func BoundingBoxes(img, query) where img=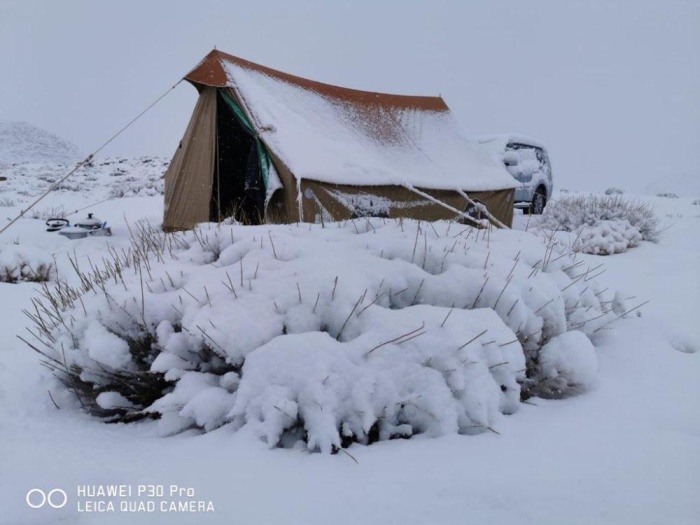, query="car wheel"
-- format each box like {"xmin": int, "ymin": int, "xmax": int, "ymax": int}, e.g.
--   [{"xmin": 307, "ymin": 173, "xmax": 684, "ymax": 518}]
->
[{"xmin": 531, "ymin": 189, "xmax": 546, "ymax": 215}]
